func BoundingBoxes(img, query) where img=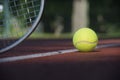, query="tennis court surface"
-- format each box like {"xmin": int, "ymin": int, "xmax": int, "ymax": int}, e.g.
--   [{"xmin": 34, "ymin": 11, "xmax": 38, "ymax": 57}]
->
[{"xmin": 0, "ymin": 39, "xmax": 120, "ymax": 80}]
